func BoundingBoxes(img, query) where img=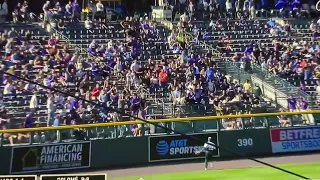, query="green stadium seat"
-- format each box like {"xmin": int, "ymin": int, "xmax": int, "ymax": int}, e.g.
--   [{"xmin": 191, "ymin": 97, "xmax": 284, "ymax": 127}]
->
[
  {"xmin": 313, "ymin": 114, "xmax": 320, "ymax": 124},
  {"xmin": 192, "ymin": 120, "xmax": 206, "ymax": 132},
  {"xmin": 203, "ymin": 120, "xmax": 219, "ymax": 131},
  {"xmin": 252, "ymin": 117, "xmax": 266, "ymax": 127},
  {"xmin": 173, "ymin": 122, "xmax": 193, "ymax": 134},
  {"xmin": 155, "ymin": 122, "xmax": 167, "ymax": 133},
  {"xmin": 266, "ymin": 116, "xmax": 280, "ymax": 127}
]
